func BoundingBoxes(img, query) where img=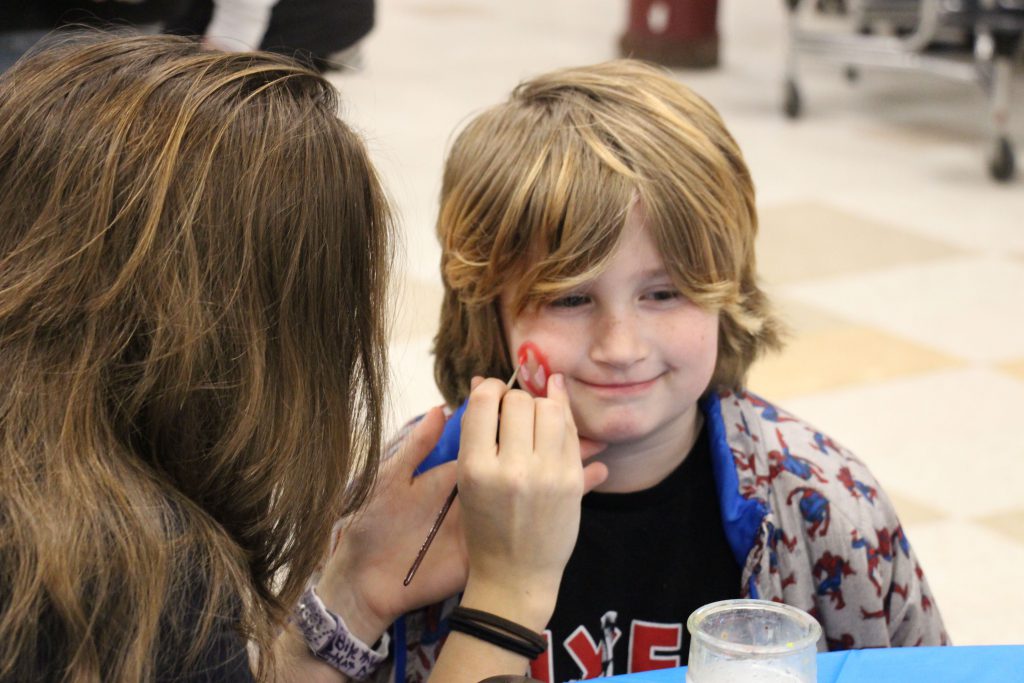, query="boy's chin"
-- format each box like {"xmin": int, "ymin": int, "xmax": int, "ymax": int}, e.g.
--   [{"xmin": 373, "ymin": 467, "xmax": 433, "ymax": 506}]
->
[
  {"xmin": 578, "ymin": 407, "xmax": 698, "ymax": 447},
  {"xmin": 579, "ymin": 418, "xmax": 656, "ymax": 446}
]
